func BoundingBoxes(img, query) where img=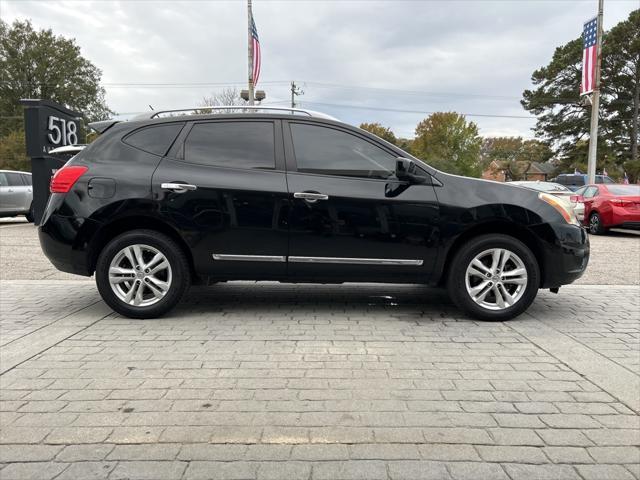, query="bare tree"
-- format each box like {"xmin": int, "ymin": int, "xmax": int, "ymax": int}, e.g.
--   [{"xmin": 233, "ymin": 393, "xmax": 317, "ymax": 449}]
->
[{"xmin": 200, "ymin": 87, "xmax": 247, "ymax": 113}]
